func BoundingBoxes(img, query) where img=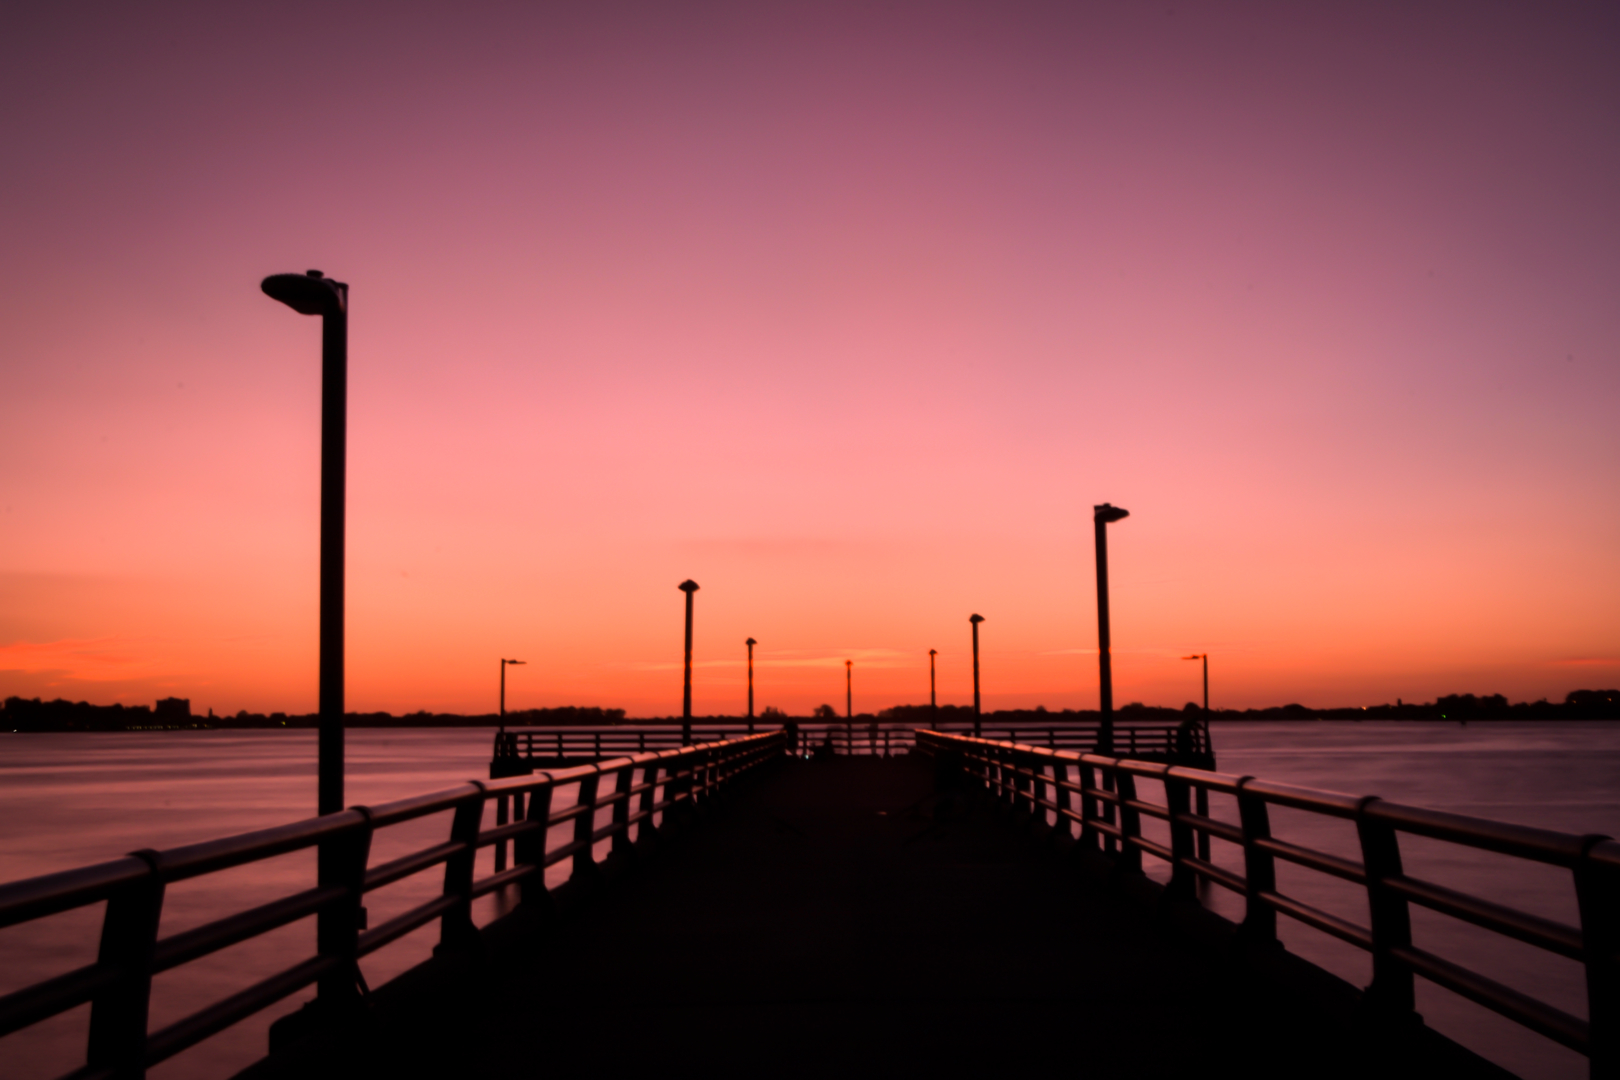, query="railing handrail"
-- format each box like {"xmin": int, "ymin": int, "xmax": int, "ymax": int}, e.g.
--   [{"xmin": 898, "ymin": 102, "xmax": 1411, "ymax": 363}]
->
[
  {"xmin": 916, "ymin": 729, "xmax": 1619, "ymax": 1077},
  {"xmin": 0, "ymin": 731, "xmax": 786, "ymax": 1078}
]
